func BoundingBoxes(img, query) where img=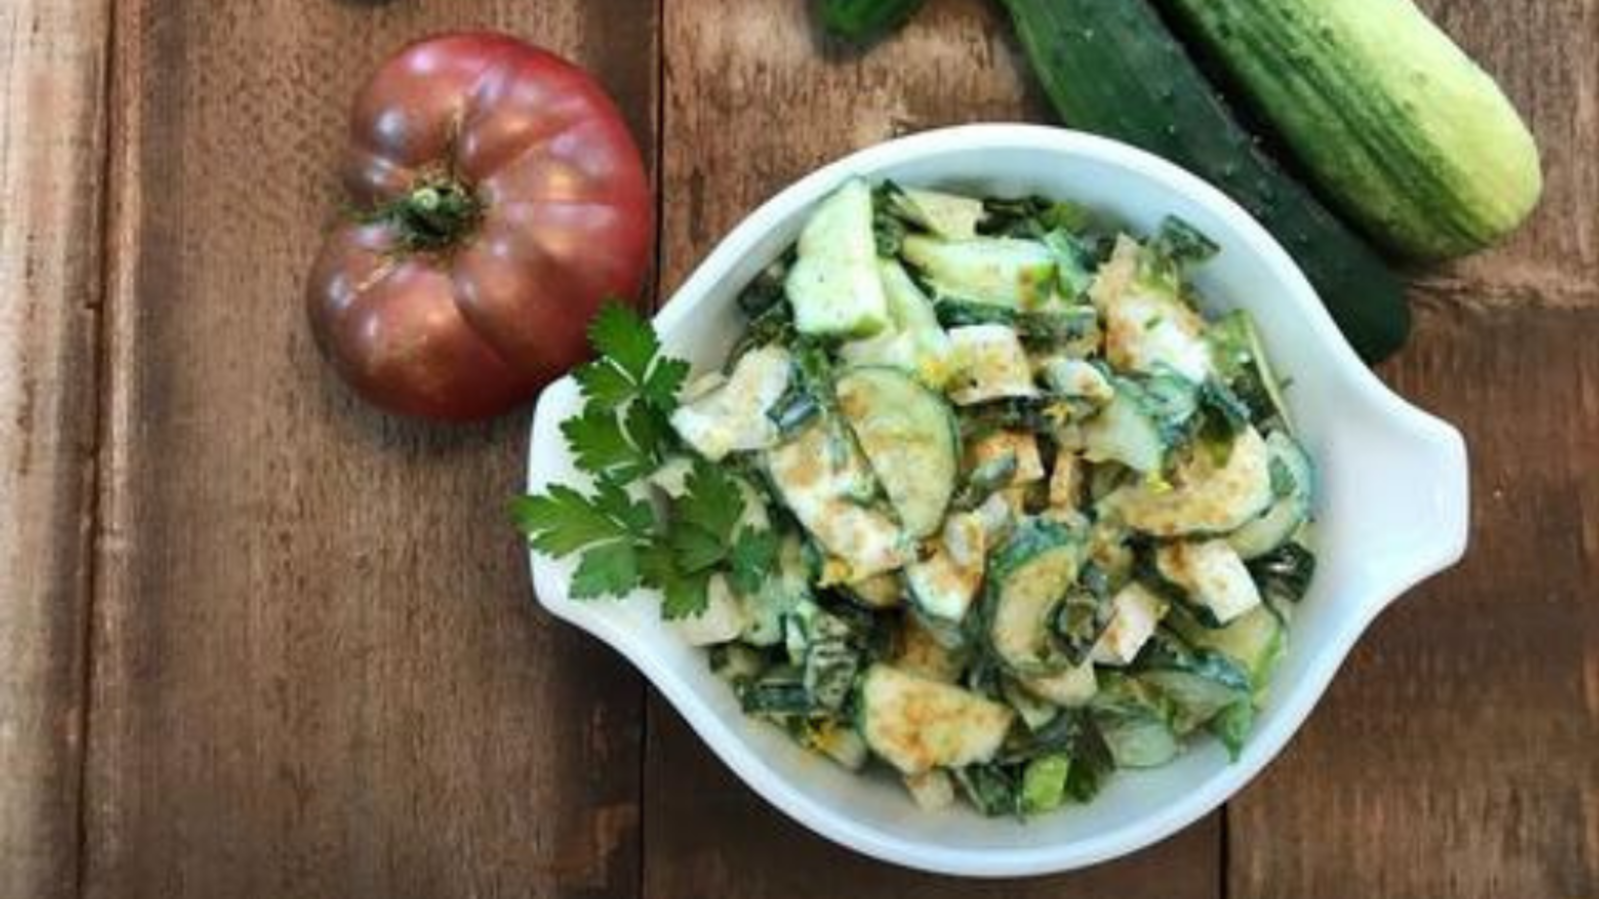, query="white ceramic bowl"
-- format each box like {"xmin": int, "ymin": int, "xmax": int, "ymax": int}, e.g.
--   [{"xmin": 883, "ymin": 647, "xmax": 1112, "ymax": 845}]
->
[{"xmin": 526, "ymin": 125, "xmax": 1468, "ymax": 877}]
